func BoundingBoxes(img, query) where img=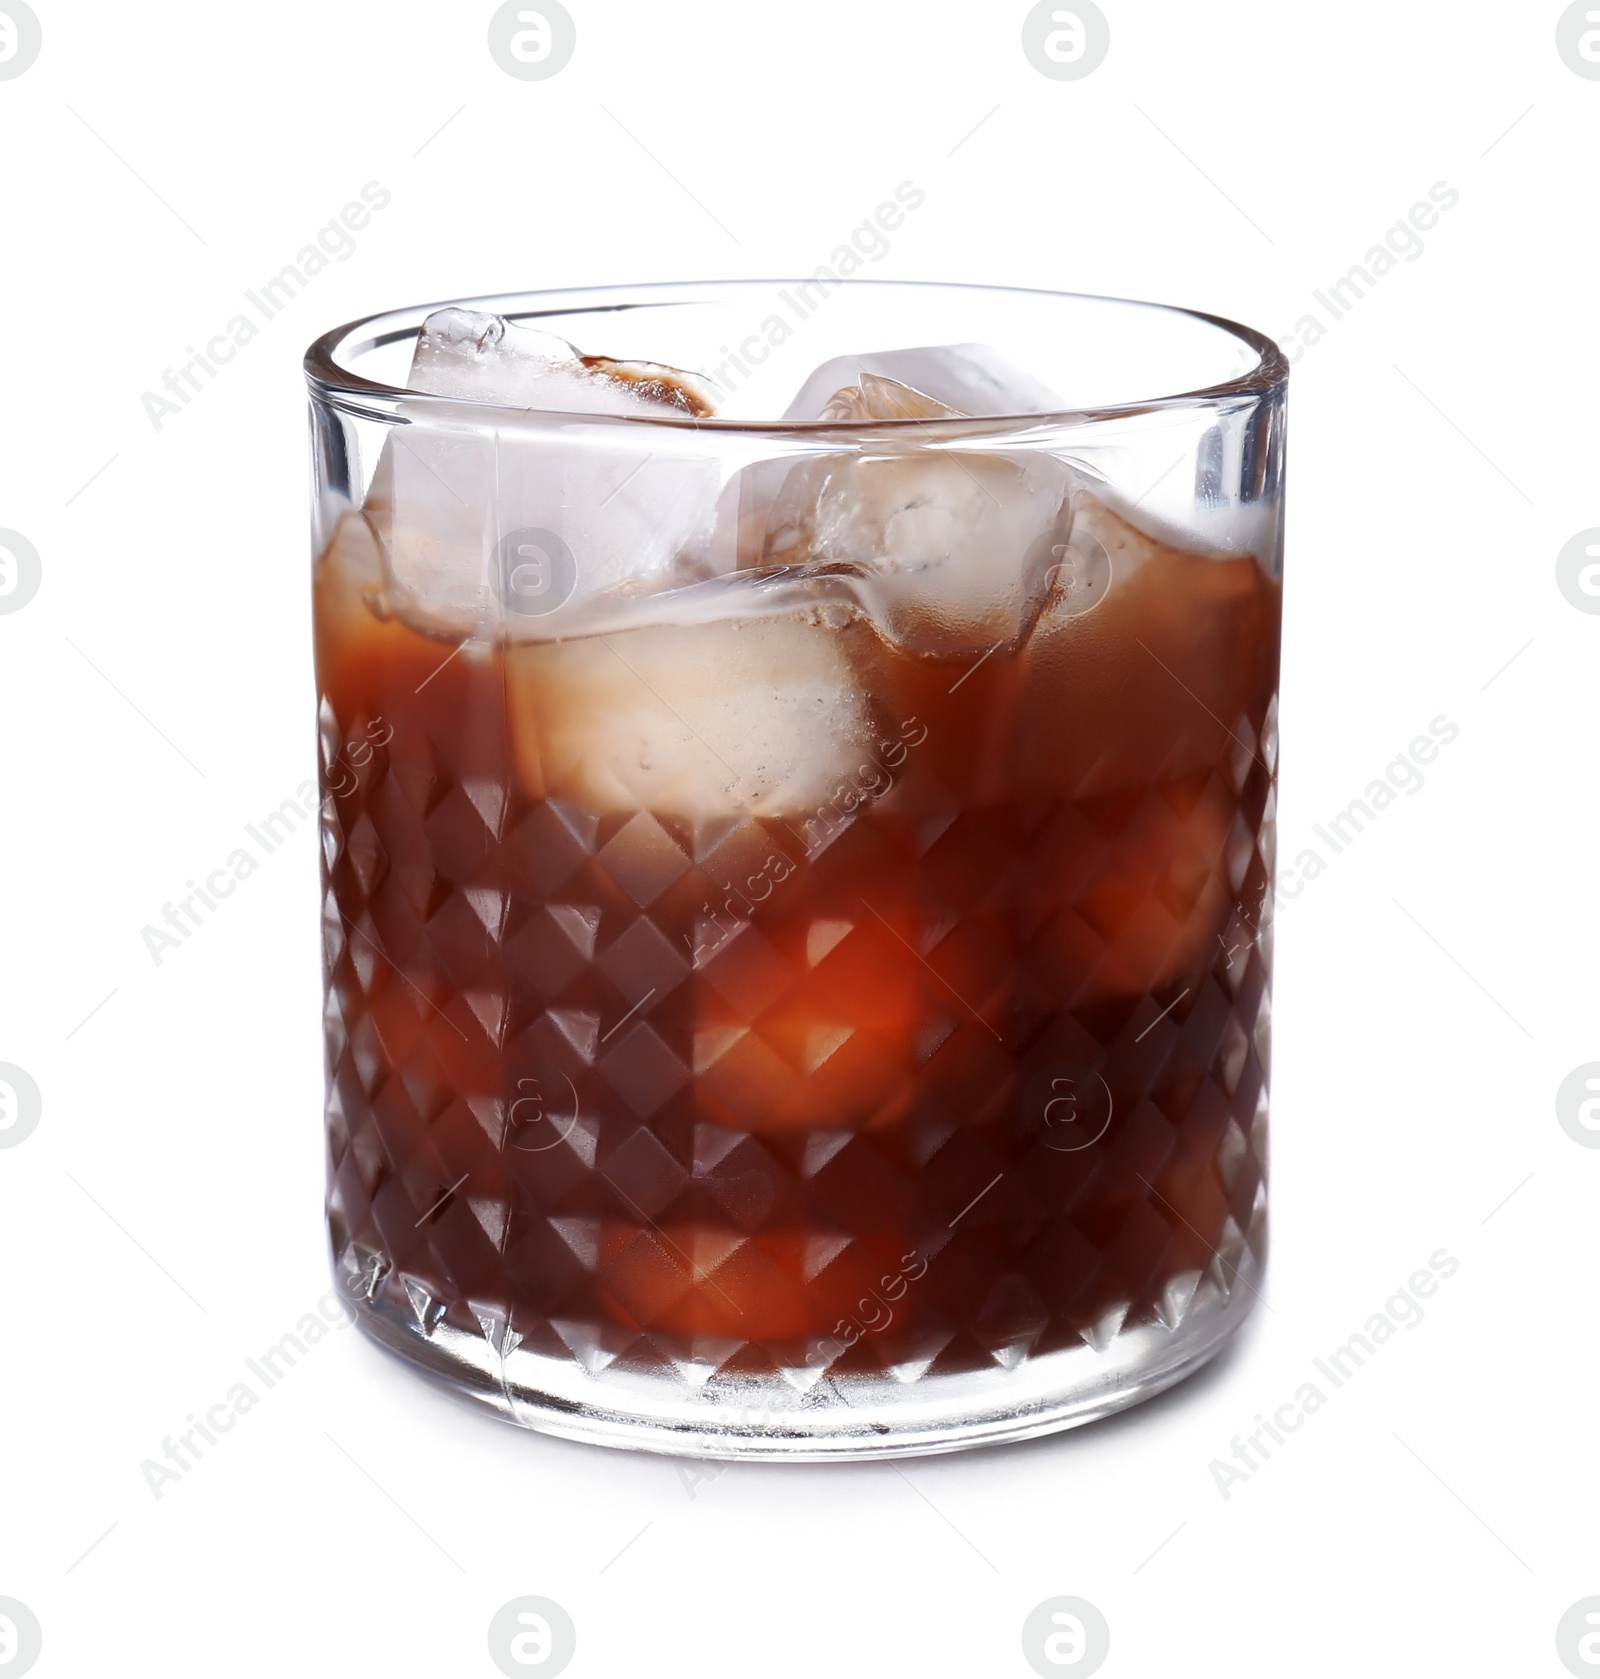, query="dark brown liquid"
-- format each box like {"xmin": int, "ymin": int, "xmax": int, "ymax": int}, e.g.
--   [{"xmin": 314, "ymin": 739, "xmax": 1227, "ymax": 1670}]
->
[{"xmin": 318, "ymin": 503, "xmax": 1279, "ymax": 1379}]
